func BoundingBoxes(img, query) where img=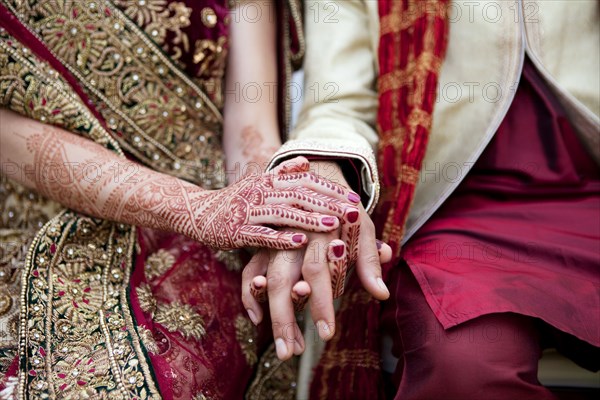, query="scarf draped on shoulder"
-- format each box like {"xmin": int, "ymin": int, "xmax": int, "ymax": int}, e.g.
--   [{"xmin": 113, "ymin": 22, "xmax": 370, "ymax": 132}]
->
[{"xmin": 311, "ymin": 1, "xmax": 450, "ymax": 398}]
